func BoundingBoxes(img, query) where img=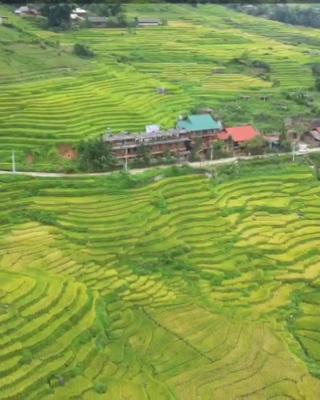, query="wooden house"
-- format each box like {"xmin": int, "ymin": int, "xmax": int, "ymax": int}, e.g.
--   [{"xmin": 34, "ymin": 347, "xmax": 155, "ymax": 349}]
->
[
  {"xmin": 104, "ymin": 130, "xmax": 190, "ymax": 162},
  {"xmin": 217, "ymin": 125, "xmax": 260, "ymax": 149},
  {"xmin": 137, "ymin": 18, "xmax": 161, "ymax": 27},
  {"xmin": 73, "ymin": 7, "xmax": 87, "ymax": 17},
  {"xmin": 87, "ymin": 16, "xmax": 108, "ymax": 28},
  {"xmin": 302, "ymin": 128, "xmax": 320, "ymax": 147},
  {"xmin": 14, "ymin": 6, "xmax": 40, "ymax": 17},
  {"xmin": 264, "ymin": 135, "xmax": 280, "ymax": 150},
  {"xmin": 177, "ymin": 114, "xmax": 222, "ymax": 156}
]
